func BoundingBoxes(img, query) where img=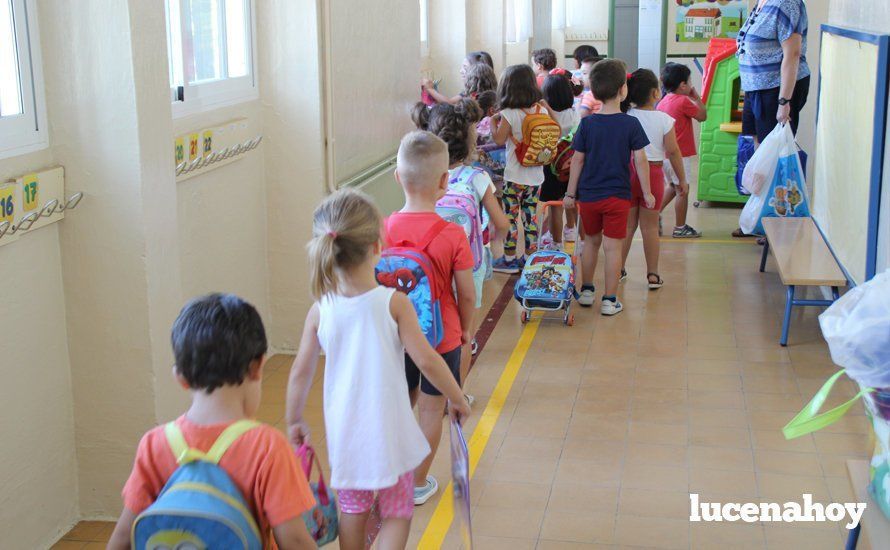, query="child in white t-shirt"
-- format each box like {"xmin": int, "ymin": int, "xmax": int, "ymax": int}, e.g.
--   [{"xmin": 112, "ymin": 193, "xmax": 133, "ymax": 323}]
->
[
  {"xmin": 538, "ymin": 71, "xmax": 582, "ymax": 251},
  {"xmin": 490, "ymin": 64, "xmax": 557, "ymax": 273},
  {"xmin": 620, "ymin": 69, "xmax": 688, "ymax": 290}
]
